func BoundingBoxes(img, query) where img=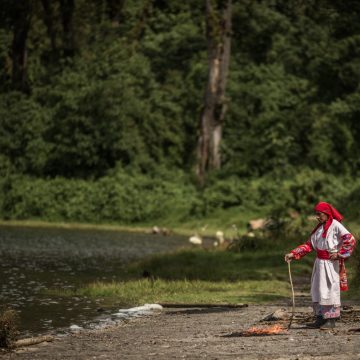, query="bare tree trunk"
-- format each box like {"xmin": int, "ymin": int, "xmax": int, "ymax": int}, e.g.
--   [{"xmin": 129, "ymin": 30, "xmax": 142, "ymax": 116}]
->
[
  {"xmin": 196, "ymin": 0, "xmax": 232, "ymax": 186},
  {"xmin": 11, "ymin": 0, "xmax": 32, "ymax": 93},
  {"xmin": 41, "ymin": 0, "xmax": 57, "ymax": 54},
  {"xmin": 106, "ymin": 0, "xmax": 126, "ymax": 26},
  {"xmin": 59, "ymin": 0, "xmax": 76, "ymax": 57}
]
